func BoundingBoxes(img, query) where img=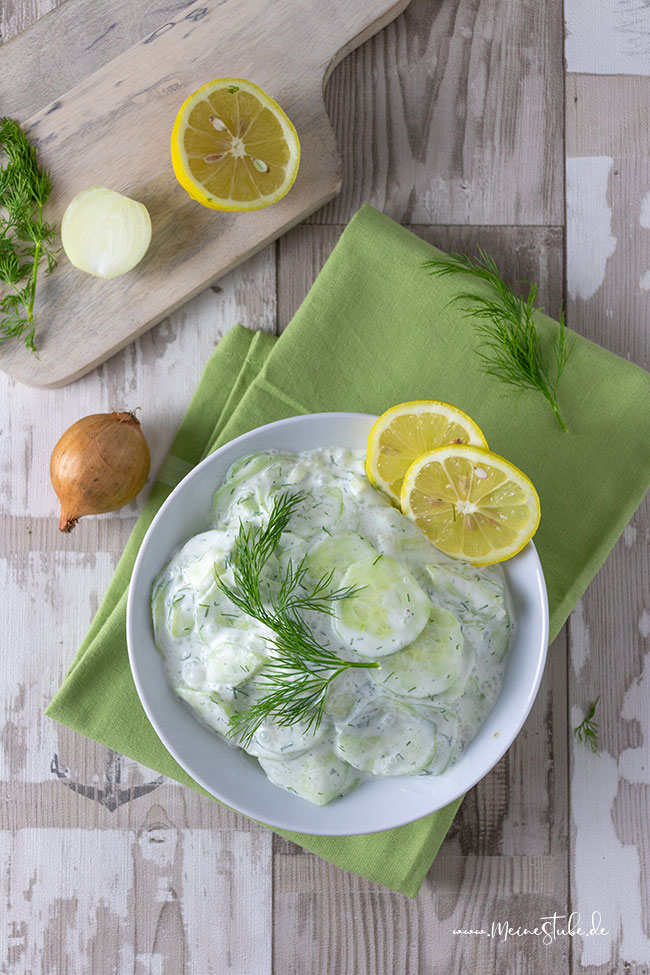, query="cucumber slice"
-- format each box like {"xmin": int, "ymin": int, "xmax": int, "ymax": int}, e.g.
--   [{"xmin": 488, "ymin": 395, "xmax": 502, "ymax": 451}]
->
[
  {"xmin": 271, "ymin": 486, "xmax": 353, "ymax": 538},
  {"xmin": 227, "ymin": 451, "xmax": 281, "ymax": 483},
  {"xmin": 231, "ymin": 490, "xmax": 268, "ymax": 521},
  {"xmin": 359, "ymin": 502, "xmax": 423, "ymax": 558},
  {"xmin": 247, "ymin": 714, "xmax": 329, "ymax": 759},
  {"xmin": 183, "ymin": 548, "xmax": 230, "ymax": 593},
  {"xmin": 377, "ymin": 605, "xmax": 463, "ymax": 699},
  {"xmin": 335, "ymin": 700, "xmax": 437, "ymax": 775},
  {"xmin": 425, "ymin": 563, "xmax": 505, "ymax": 616},
  {"xmin": 211, "ymin": 452, "xmax": 282, "ymax": 523},
  {"xmin": 432, "ymin": 640, "xmax": 476, "ymax": 705},
  {"xmin": 205, "ymin": 637, "xmax": 266, "ymax": 686},
  {"xmin": 198, "ymin": 607, "xmax": 247, "ymax": 638},
  {"xmin": 175, "ymin": 530, "xmax": 232, "ymax": 588},
  {"xmin": 258, "ymin": 737, "xmax": 362, "ymax": 806},
  {"xmin": 414, "ymin": 706, "xmax": 459, "ymax": 775},
  {"xmin": 151, "ymin": 569, "xmax": 168, "ymax": 602},
  {"xmin": 256, "ymin": 532, "xmax": 308, "ymax": 602},
  {"xmin": 151, "ymin": 581, "xmax": 168, "ymax": 648},
  {"xmin": 325, "ymin": 670, "xmax": 380, "ymax": 721},
  {"xmin": 273, "ymin": 530, "xmax": 308, "ymax": 570},
  {"xmin": 425, "ymin": 563, "xmax": 510, "ymax": 660},
  {"xmin": 347, "ymin": 472, "xmax": 371, "ymax": 496},
  {"xmin": 174, "ymin": 685, "xmax": 235, "ymax": 739},
  {"xmin": 393, "ymin": 533, "xmax": 442, "ymax": 561},
  {"xmin": 334, "ymin": 556, "xmax": 430, "ymax": 657},
  {"xmin": 196, "ymin": 572, "xmax": 253, "ymax": 638},
  {"xmin": 304, "ymin": 532, "xmax": 375, "ymax": 587},
  {"xmin": 324, "ymin": 486, "xmax": 344, "ymax": 515},
  {"xmin": 168, "ymin": 589, "xmax": 195, "ymax": 637}
]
